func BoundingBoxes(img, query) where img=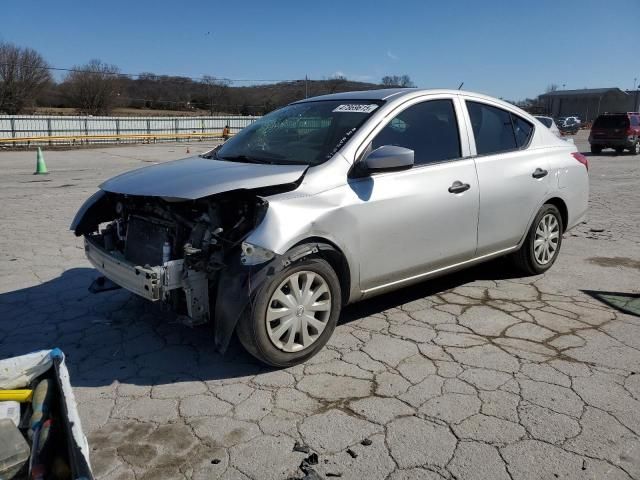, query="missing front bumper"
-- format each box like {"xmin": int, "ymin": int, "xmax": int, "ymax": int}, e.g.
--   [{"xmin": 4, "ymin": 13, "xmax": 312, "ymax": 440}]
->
[{"xmin": 84, "ymin": 236, "xmax": 209, "ymax": 323}]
